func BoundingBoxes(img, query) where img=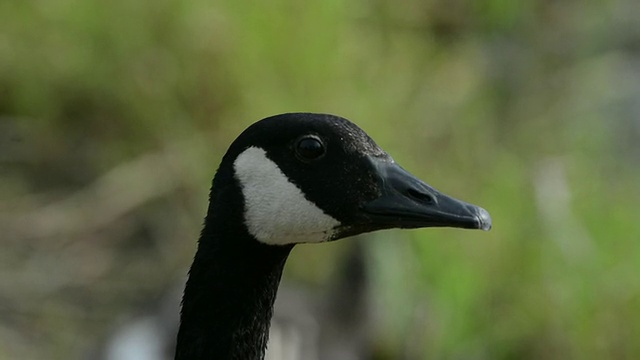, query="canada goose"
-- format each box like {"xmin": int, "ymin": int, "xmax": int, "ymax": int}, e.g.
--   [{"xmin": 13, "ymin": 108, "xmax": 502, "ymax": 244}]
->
[{"xmin": 175, "ymin": 113, "xmax": 491, "ymax": 360}]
